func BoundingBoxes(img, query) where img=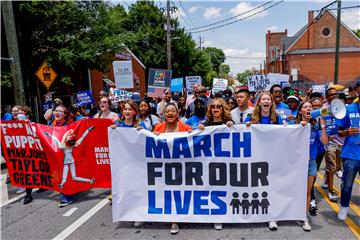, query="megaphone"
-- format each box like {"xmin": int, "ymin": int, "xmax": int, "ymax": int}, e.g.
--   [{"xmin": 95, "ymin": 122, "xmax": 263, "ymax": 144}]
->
[{"xmin": 310, "ymin": 98, "xmax": 346, "ymax": 120}]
